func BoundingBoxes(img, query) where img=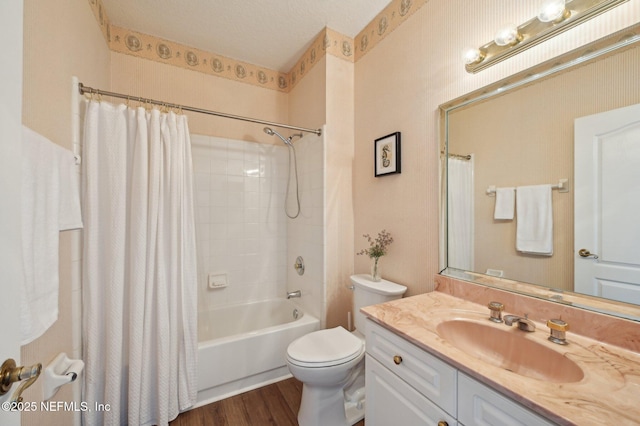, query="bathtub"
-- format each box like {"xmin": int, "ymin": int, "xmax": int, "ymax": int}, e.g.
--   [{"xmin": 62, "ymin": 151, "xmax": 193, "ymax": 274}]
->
[{"xmin": 195, "ymin": 298, "xmax": 319, "ymax": 407}]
